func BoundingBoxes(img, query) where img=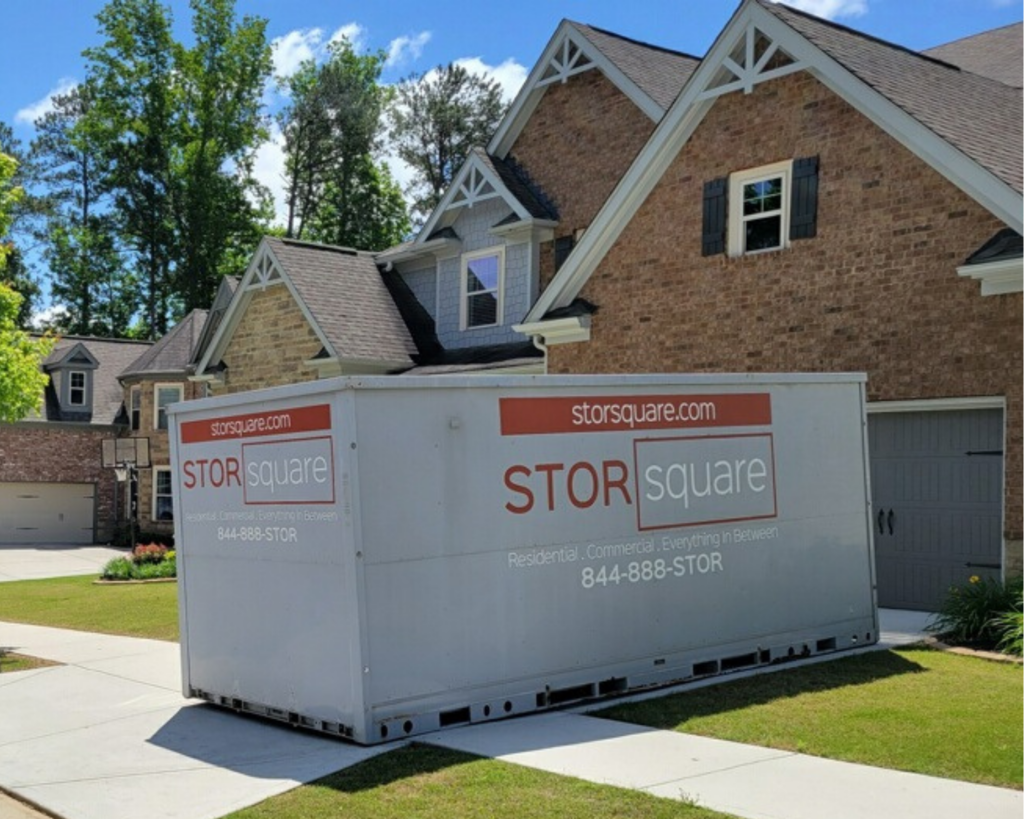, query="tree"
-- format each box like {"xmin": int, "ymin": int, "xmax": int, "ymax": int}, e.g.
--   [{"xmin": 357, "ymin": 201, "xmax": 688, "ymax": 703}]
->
[
  {"xmin": 389, "ymin": 63, "xmax": 507, "ymax": 219},
  {"xmin": 0, "ymin": 248, "xmax": 41, "ymax": 328},
  {"xmin": 0, "ymin": 154, "xmax": 53, "ymax": 423},
  {"xmin": 84, "ymin": 0, "xmax": 272, "ymax": 336},
  {"xmin": 32, "ymin": 85, "xmax": 137, "ymax": 336},
  {"xmin": 277, "ymin": 39, "xmax": 403, "ymax": 246}
]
